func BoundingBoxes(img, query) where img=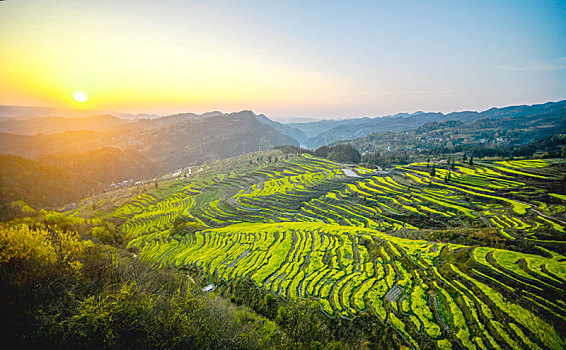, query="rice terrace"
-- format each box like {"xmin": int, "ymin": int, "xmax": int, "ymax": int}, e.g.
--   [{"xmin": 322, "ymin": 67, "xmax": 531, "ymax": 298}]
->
[{"xmin": 80, "ymin": 150, "xmax": 565, "ymax": 349}]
